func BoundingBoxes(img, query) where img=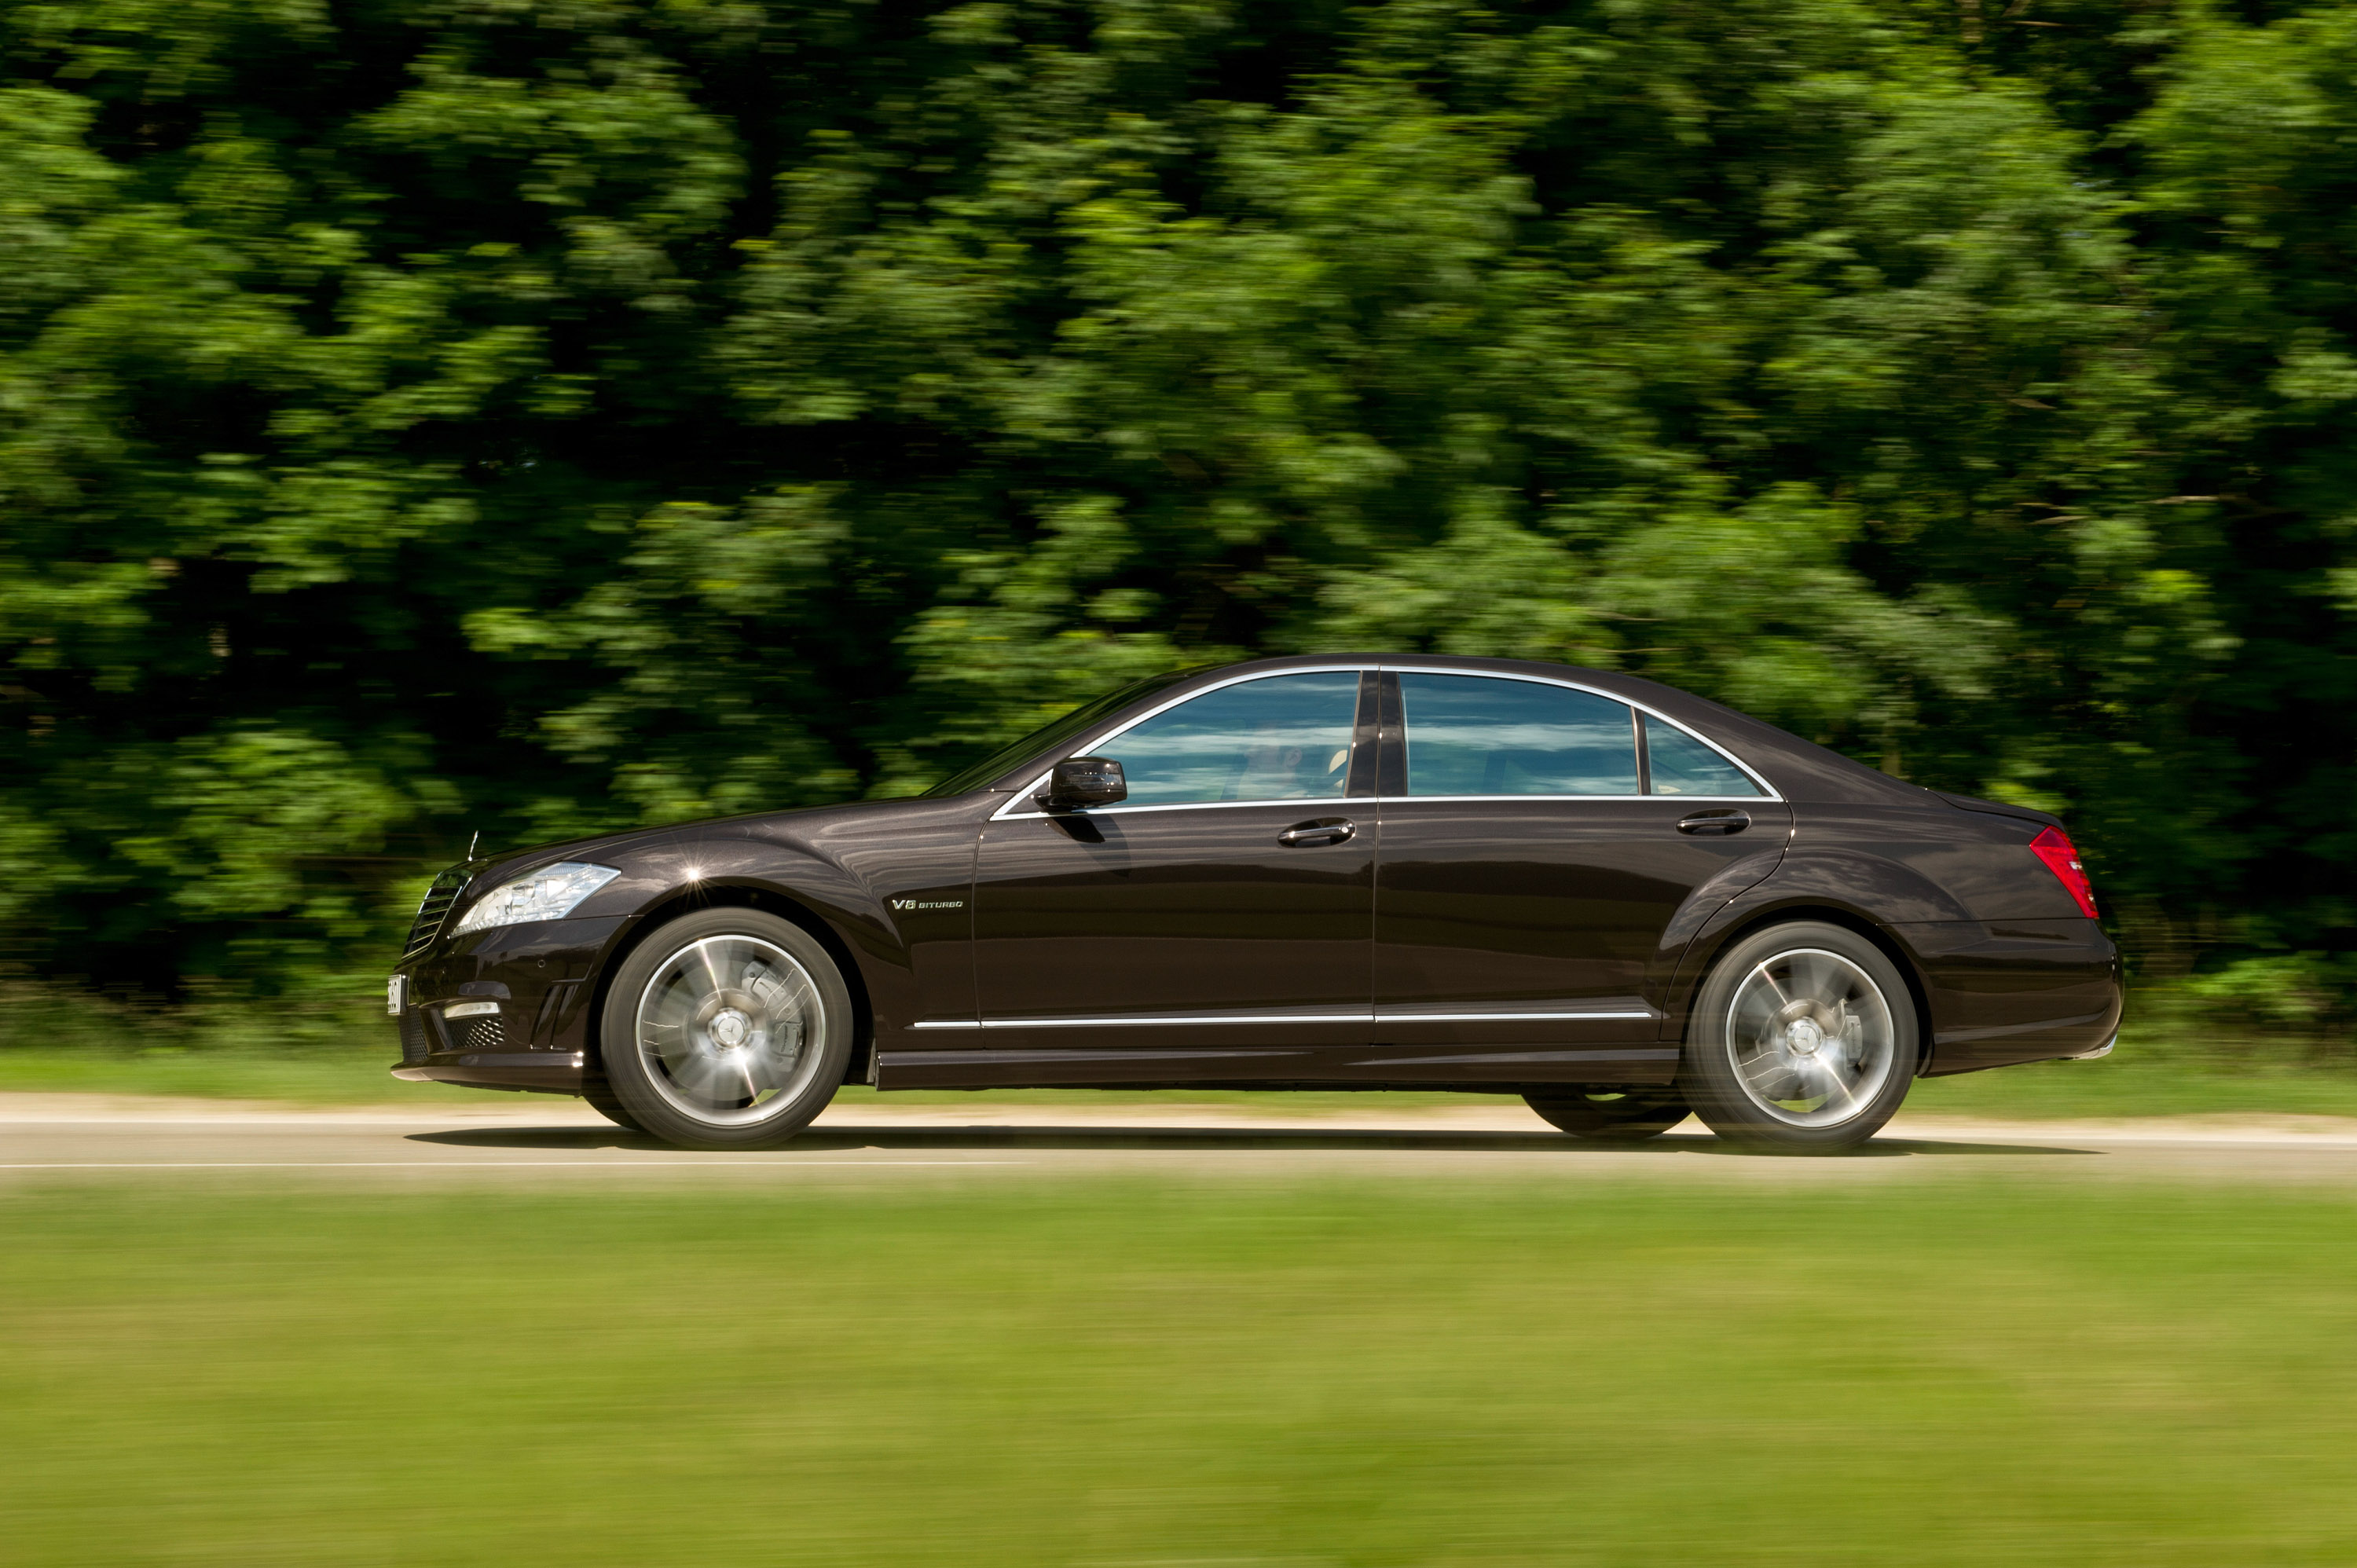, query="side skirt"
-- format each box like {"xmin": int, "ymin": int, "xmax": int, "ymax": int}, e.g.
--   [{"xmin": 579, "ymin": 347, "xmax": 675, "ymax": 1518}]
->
[{"xmin": 874, "ymin": 1044, "xmax": 1679, "ymax": 1090}]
